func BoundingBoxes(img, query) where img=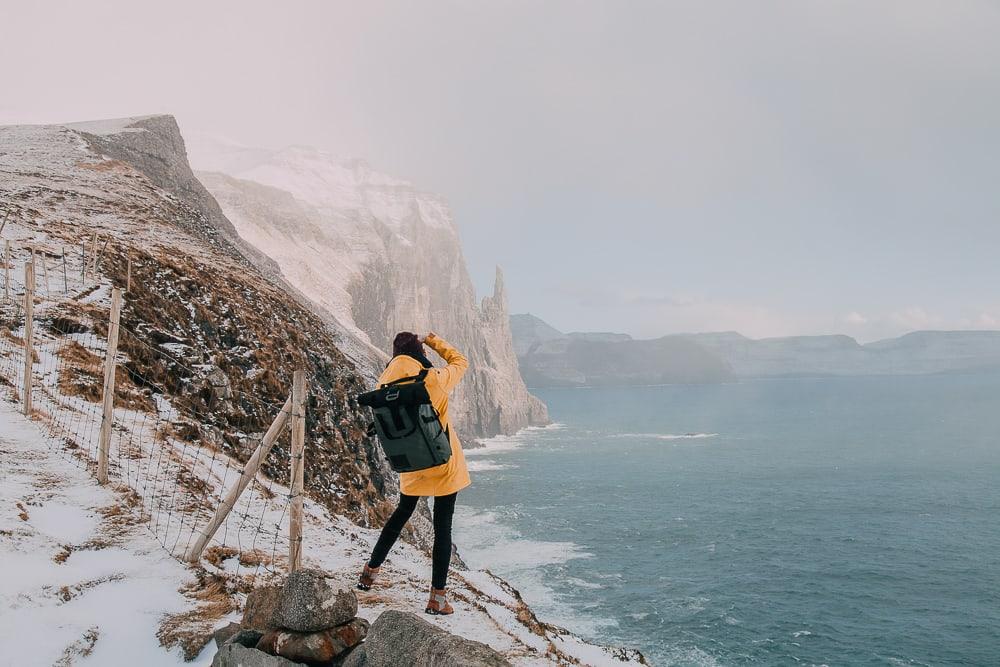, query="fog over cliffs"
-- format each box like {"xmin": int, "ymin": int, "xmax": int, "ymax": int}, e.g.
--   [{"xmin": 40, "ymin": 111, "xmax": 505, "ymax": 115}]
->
[
  {"xmin": 196, "ymin": 144, "xmax": 548, "ymax": 438},
  {"xmin": 513, "ymin": 314, "xmax": 1000, "ymax": 386}
]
